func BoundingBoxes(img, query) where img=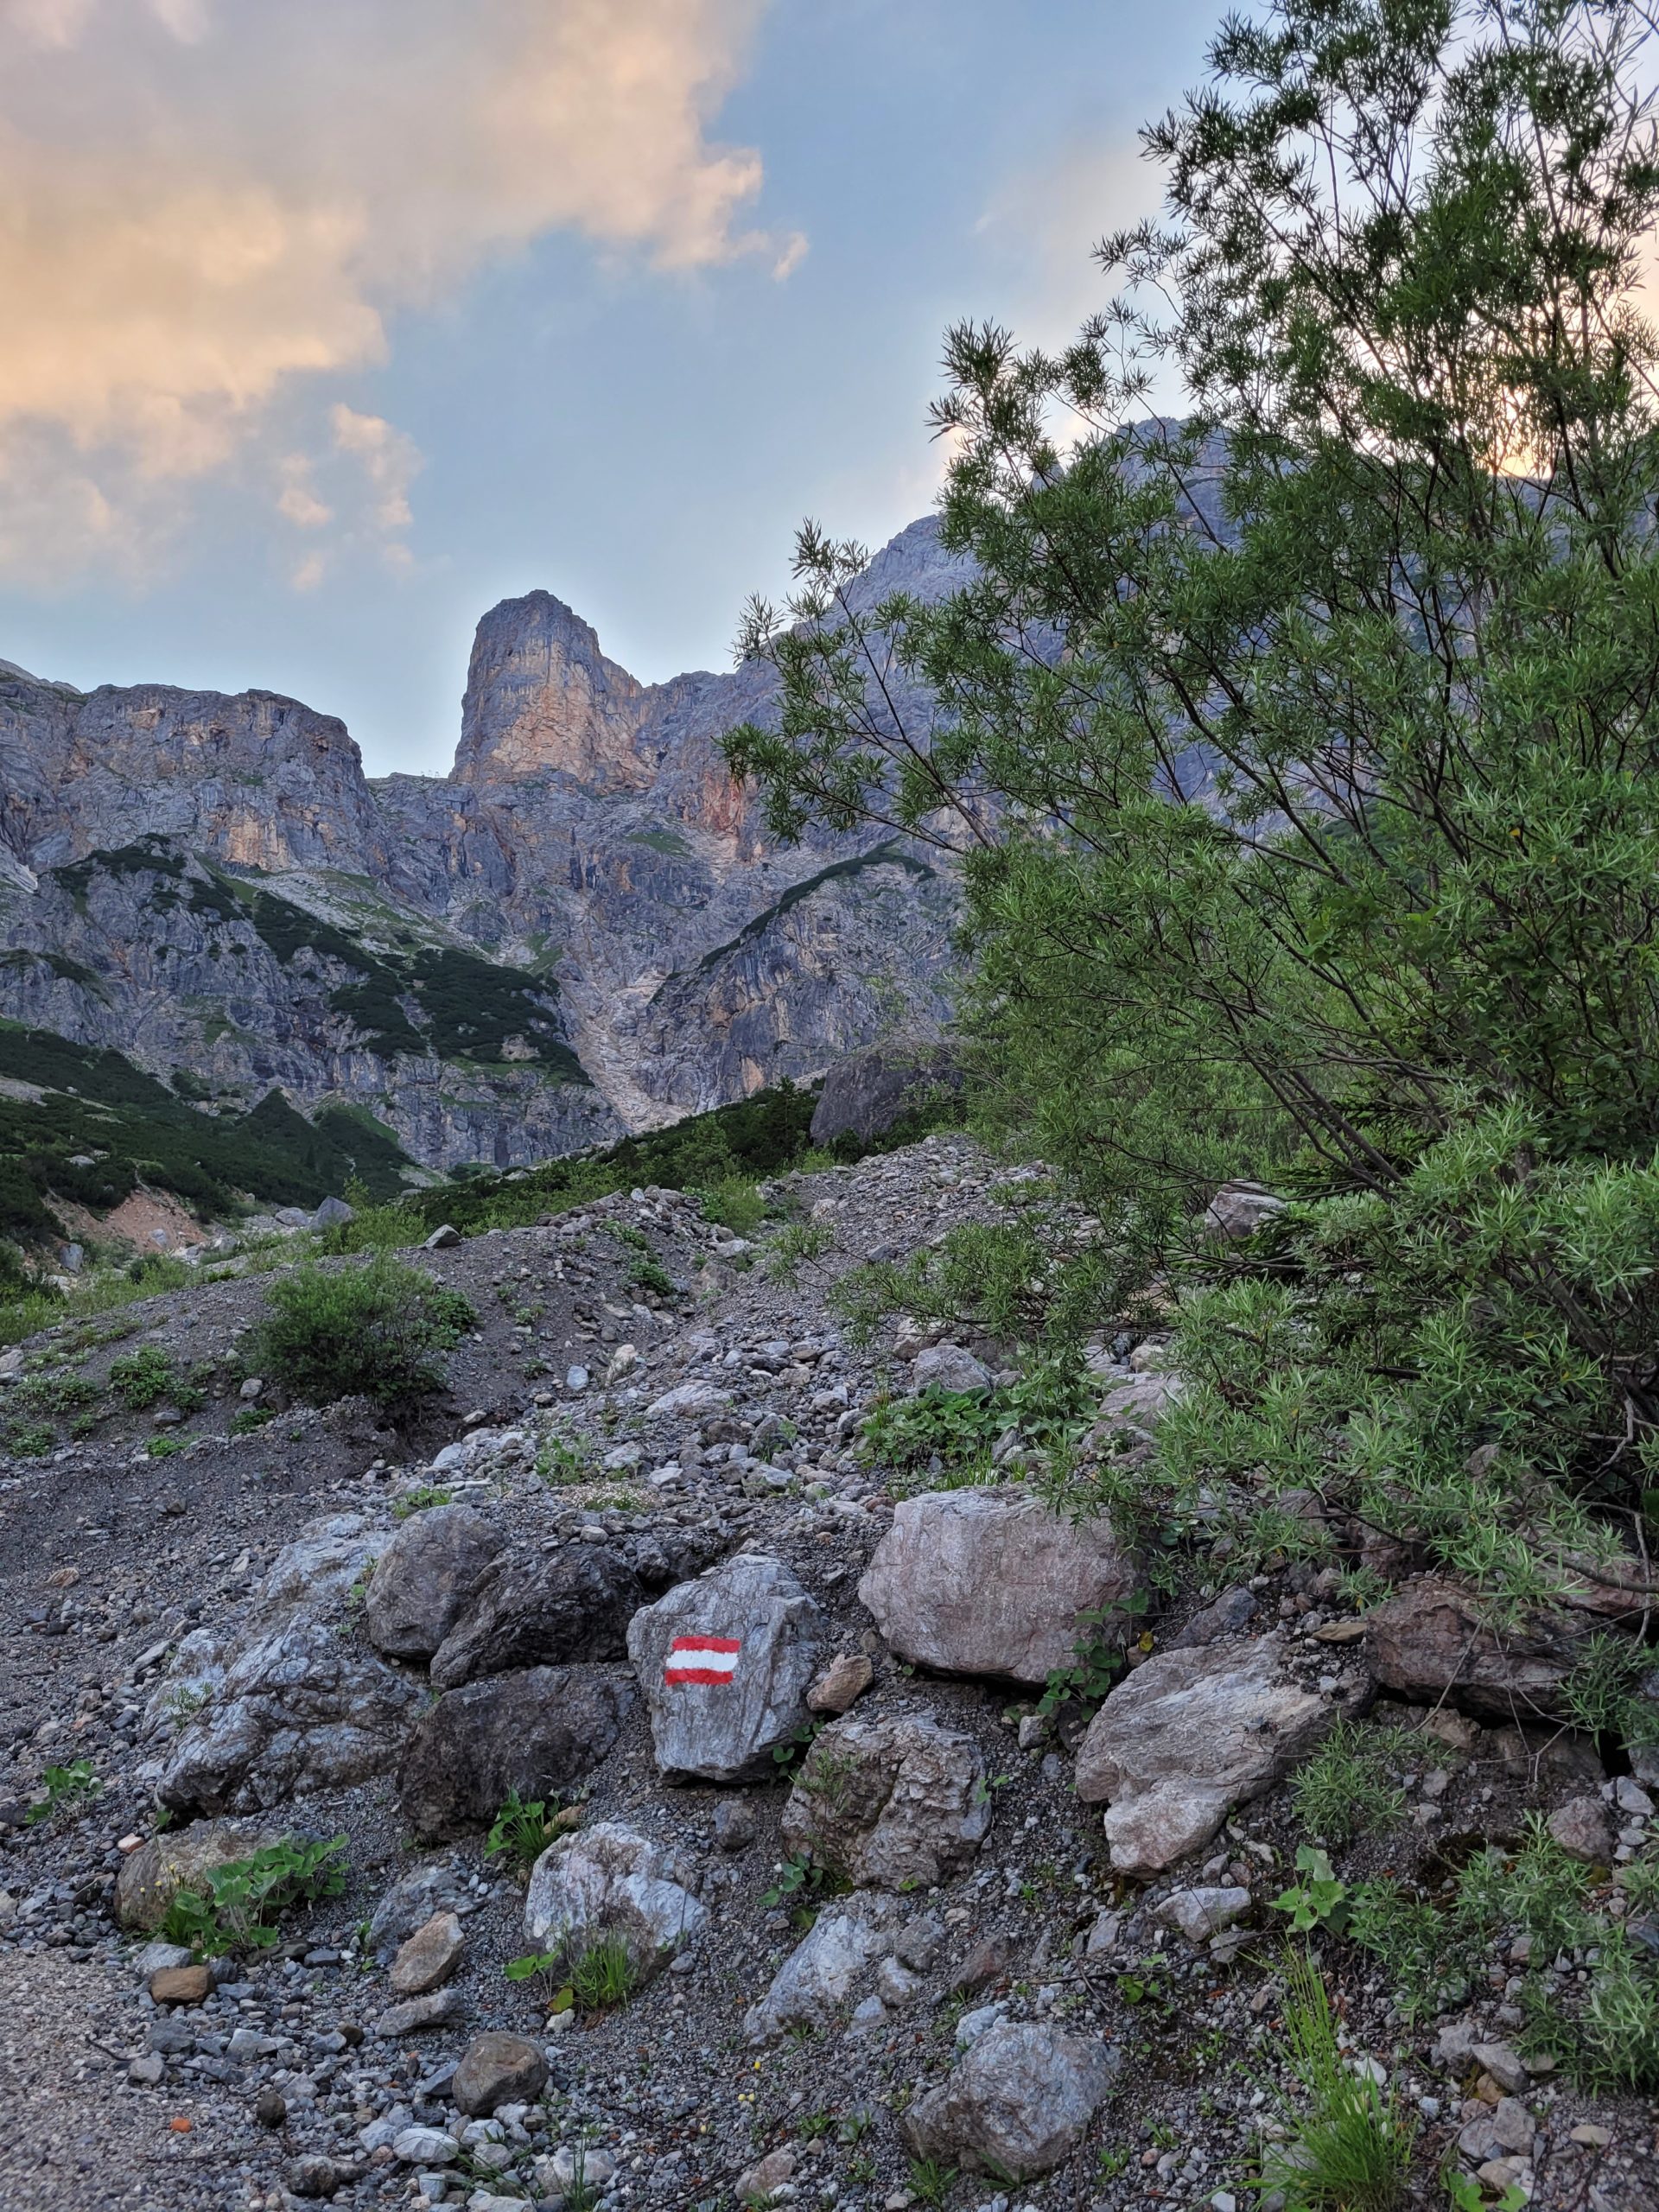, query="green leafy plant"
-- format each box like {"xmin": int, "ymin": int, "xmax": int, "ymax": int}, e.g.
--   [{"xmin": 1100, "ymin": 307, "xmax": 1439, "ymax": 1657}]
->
[
  {"xmin": 485, "ymin": 1787, "xmax": 581, "ymax": 1873},
  {"xmin": 108, "ymin": 1347, "xmax": 176, "ymax": 1410},
  {"xmin": 1036, "ymin": 1590, "xmax": 1147, "ymax": 1718},
  {"xmin": 503, "ymin": 1952, "xmax": 575, "ymax": 2012},
  {"xmin": 26, "ymin": 1759, "xmax": 99, "ymax": 1825},
  {"xmin": 391, "ymin": 1483, "xmax": 453, "ymax": 1519},
  {"xmin": 251, "ymin": 1253, "xmax": 474, "ymax": 1408},
  {"xmin": 1259, "ymin": 1951, "xmax": 1414, "ymax": 2211},
  {"xmin": 765, "ymin": 1220, "xmax": 834, "ymax": 1286},
  {"xmin": 1271, "ymin": 1847, "xmax": 1351, "ymax": 1936},
  {"xmin": 537, "ymin": 1430, "xmax": 592, "ymax": 1485},
  {"xmin": 161, "ymin": 1835, "xmax": 347, "ymax": 1957},
  {"xmin": 143, "ymin": 1432, "xmax": 189, "ymax": 1459},
  {"xmin": 229, "ymin": 1404, "xmax": 273, "ymax": 1435}
]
